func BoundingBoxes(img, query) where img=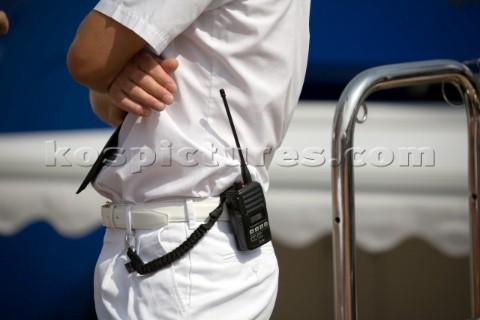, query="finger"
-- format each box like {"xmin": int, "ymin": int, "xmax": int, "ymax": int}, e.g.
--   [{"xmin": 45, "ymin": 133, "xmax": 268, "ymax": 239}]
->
[
  {"xmin": 119, "ymin": 64, "xmax": 172, "ymax": 108},
  {"xmin": 158, "ymin": 58, "xmax": 179, "ymax": 93},
  {"xmin": 109, "ymin": 80, "xmax": 156, "ymax": 116},
  {"xmin": 126, "ymin": 59, "xmax": 176, "ymax": 105},
  {"xmin": 124, "ymin": 79, "xmax": 168, "ymax": 111},
  {"xmin": 136, "ymin": 53, "xmax": 178, "ymax": 94},
  {"xmin": 130, "ymin": 73, "xmax": 175, "ymax": 106},
  {"xmin": 159, "ymin": 58, "xmax": 179, "ymax": 76}
]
